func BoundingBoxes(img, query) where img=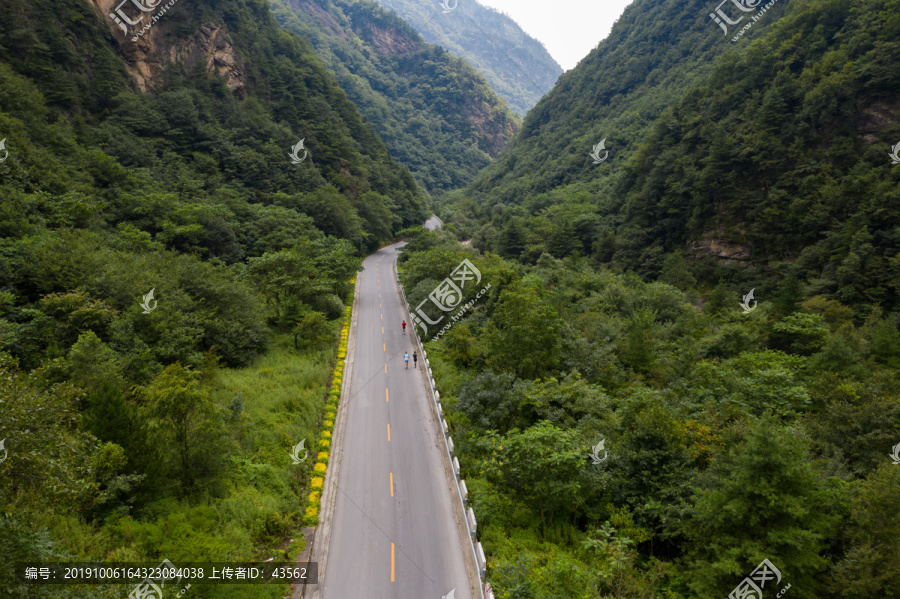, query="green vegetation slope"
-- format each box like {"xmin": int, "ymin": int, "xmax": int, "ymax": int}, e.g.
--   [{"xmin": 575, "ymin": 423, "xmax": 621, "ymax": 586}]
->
[
  {"xmin": 0, "ymin": 0, "xmax": 419, "ymax": 594},
  {"xmin": 372, "ymin": 0, "xmax": 562, "ymax": 116},
  {"xmin": 400, "ymin": 226, "xmax": 900, "ymax": 599},
  {"xmin": 272, "ymin": 0, "xmax": 520, "ymax": 195},
  {"xmin": 444, "ymin": 0, "xmax": 900, "ymax": 317}
]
